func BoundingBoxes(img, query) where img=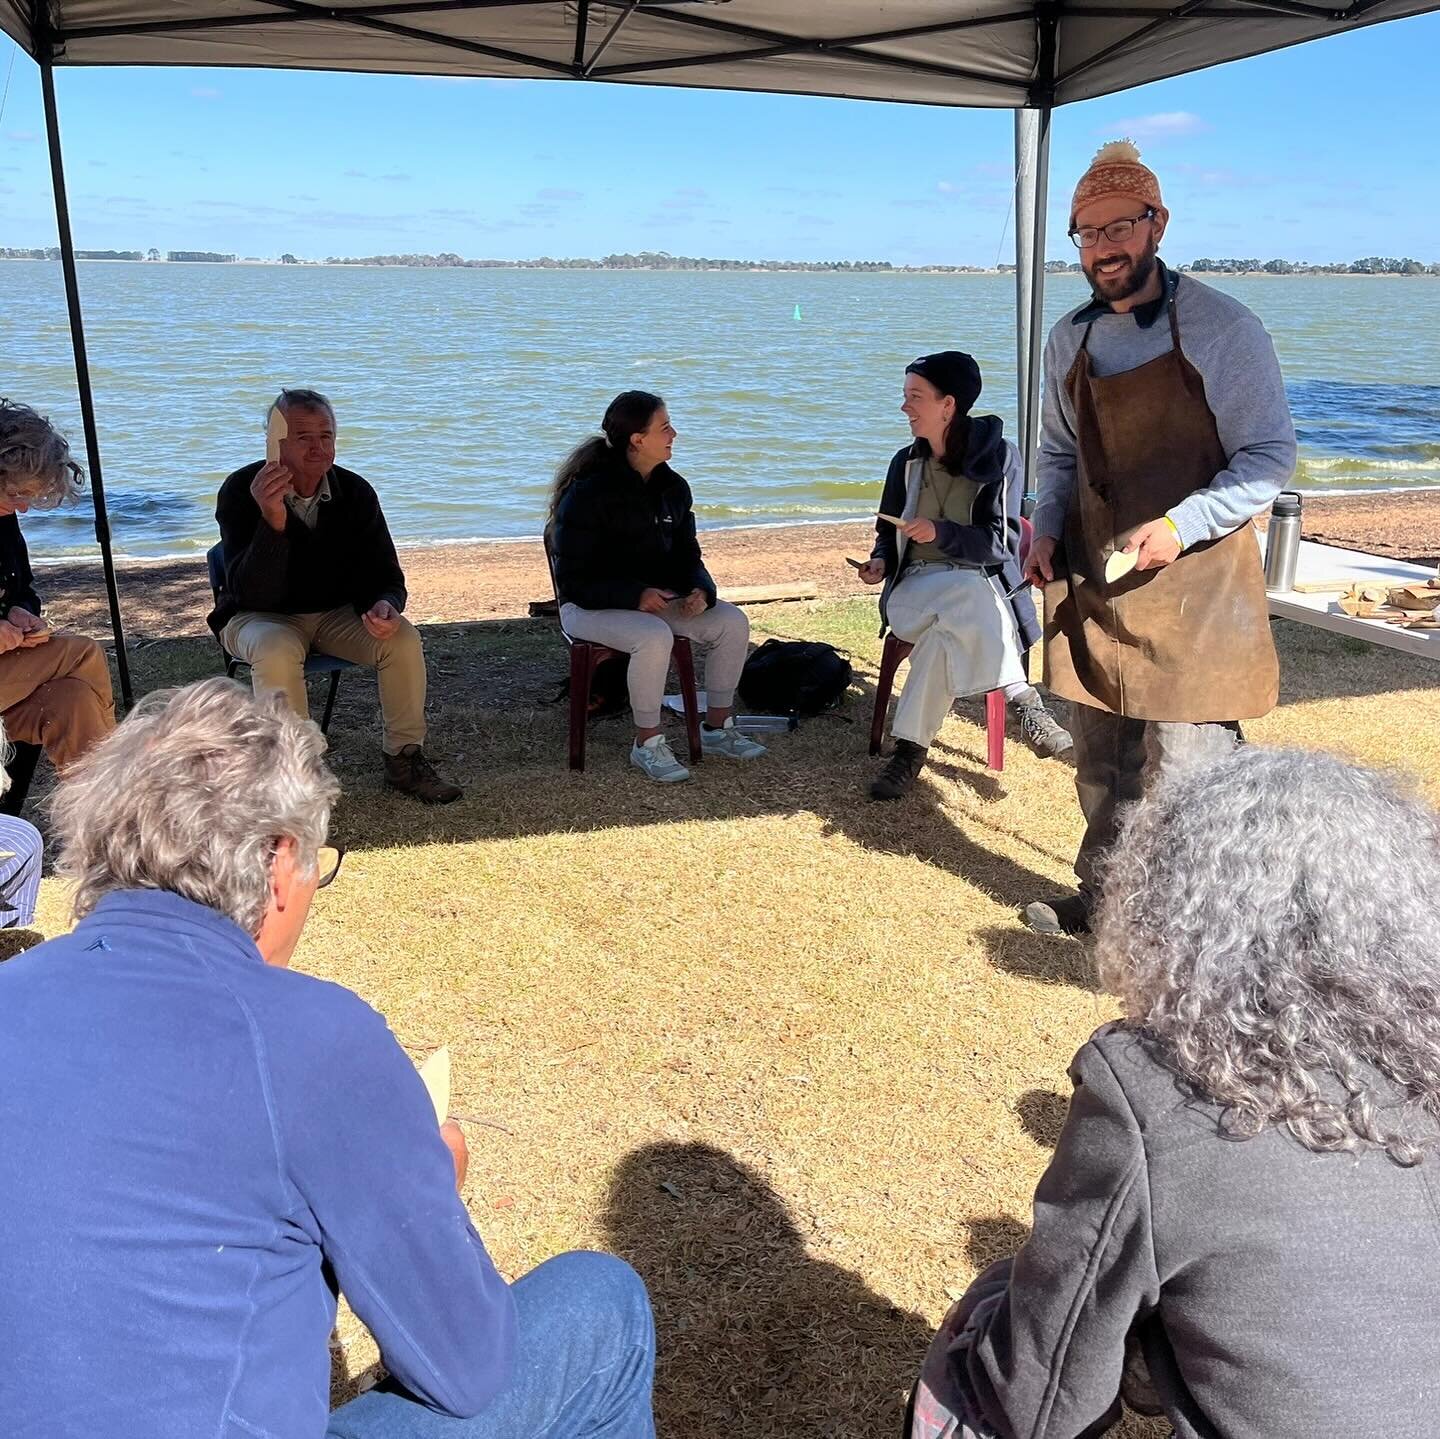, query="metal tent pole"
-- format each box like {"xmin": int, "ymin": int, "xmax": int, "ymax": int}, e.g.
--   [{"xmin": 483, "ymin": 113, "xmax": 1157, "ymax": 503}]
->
[
  {"xmin": 38, "ymin": 43, "xmax": 134, "ymax": 708},
  {"xmin": 1013, "ymin": 103, "xmax": 1052, "ymax": 512}
]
